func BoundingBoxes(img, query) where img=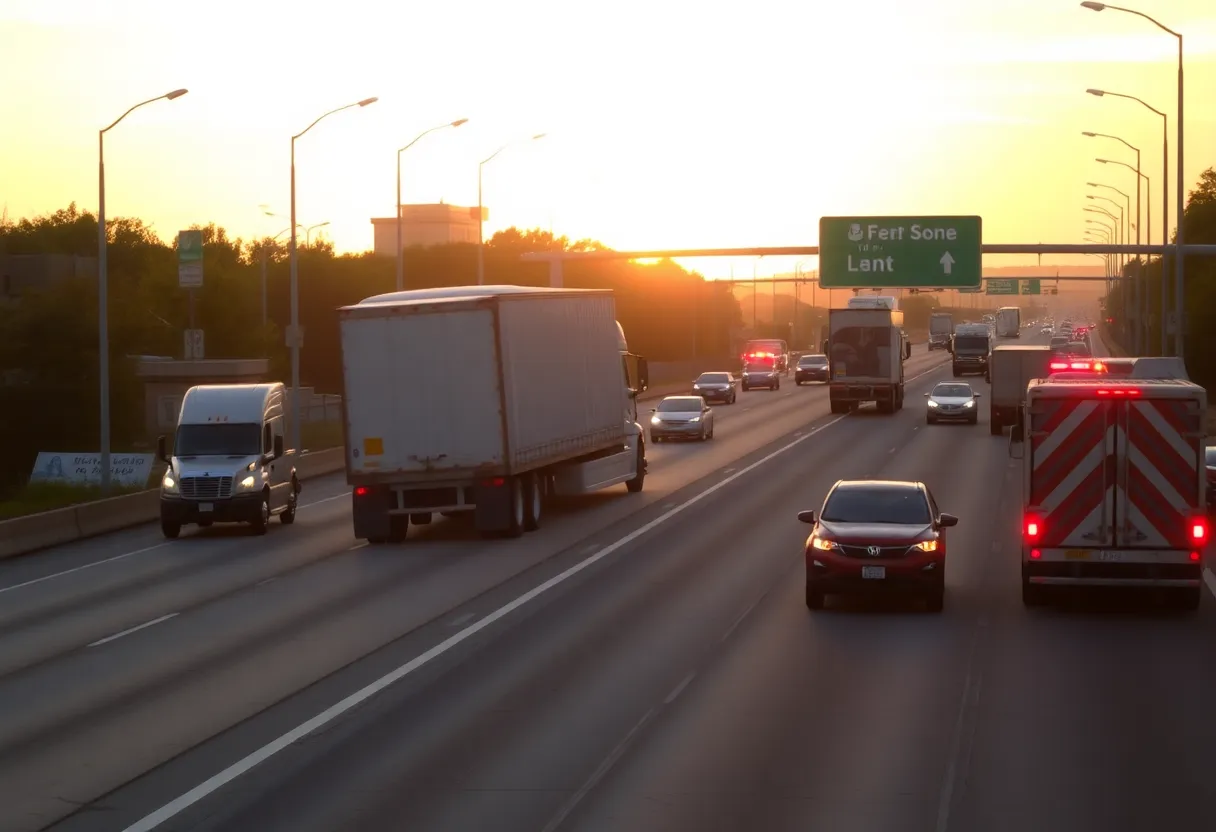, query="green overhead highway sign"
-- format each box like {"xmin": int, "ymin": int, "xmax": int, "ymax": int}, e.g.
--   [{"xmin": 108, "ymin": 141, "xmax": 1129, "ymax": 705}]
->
[
  {"xmin": 1020, "ymin": 278, "xmax": 1041, "ymax": 295},
  {"xmin": 818, "ymin": 215, "xmax": 981, "ymax": 289},
  {"xmin": 986, "ymin": 278, "xmax": 1018, "ymax": 295}
]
